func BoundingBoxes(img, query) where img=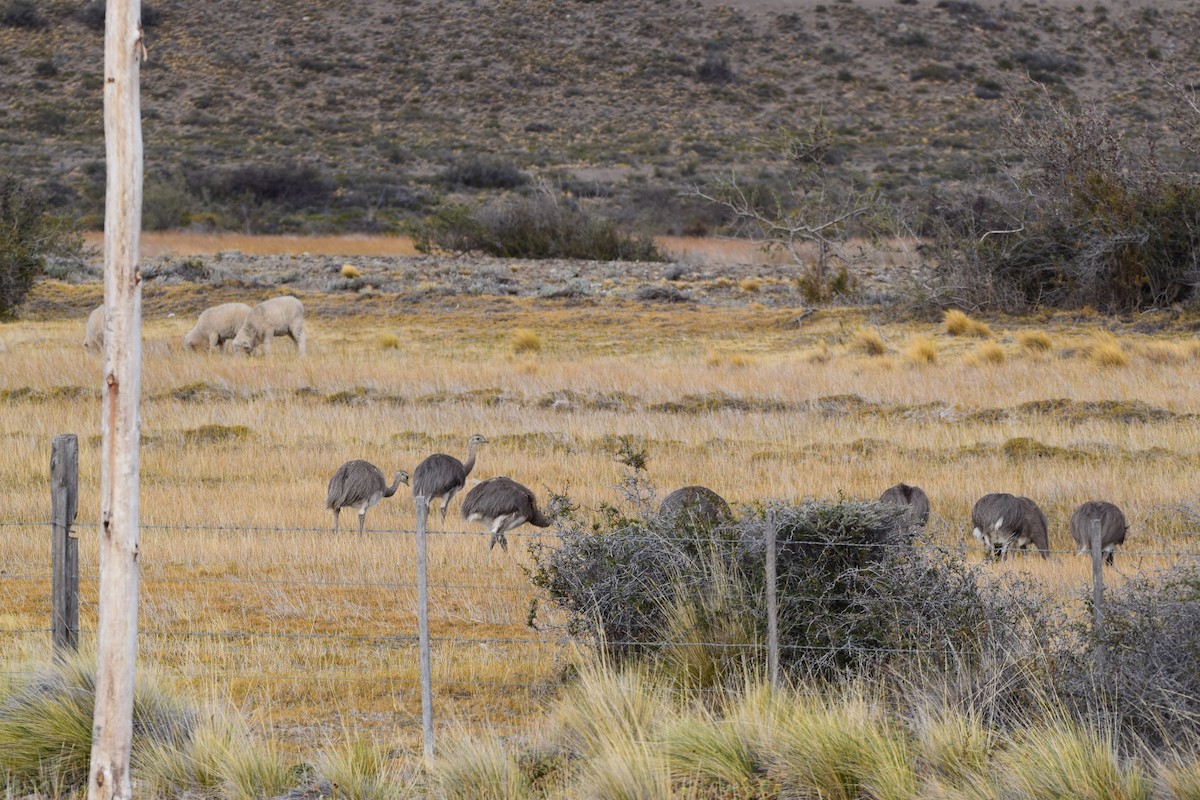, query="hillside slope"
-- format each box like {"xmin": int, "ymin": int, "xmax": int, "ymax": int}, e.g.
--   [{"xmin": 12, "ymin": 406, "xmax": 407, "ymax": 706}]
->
[{"xmin": 1, "ymin": 0, "xmax": 1197, "ymax": 233}]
